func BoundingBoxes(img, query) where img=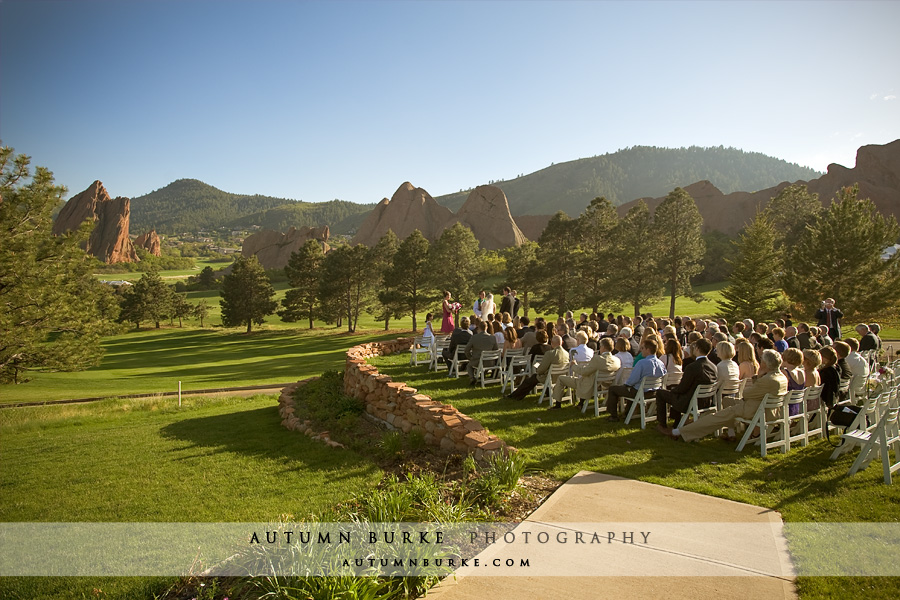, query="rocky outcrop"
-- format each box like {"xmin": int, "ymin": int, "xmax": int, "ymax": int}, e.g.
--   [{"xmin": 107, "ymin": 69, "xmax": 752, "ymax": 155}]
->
[
  {"xmin": 53, "ymin": 181, "xmax": 138, "ymax": 263},
  {"xmin": 134, "ymin": 229, "xmax": 162, "ymax": 256},
  {"xmin": 351, "ymin": 183, "xmax": 455, "ymax": 247},
  {"xmin": 513, "ymin": 214, "xmax": 554, "ymax": 242},
  {"xmin": 241, "ymin": 225, "xmax": 330, "ymax": 270},
  {"xmin": 617, "ymin": 139, "xmax": 900, "ymax": 235},
  {"xmin": 451, "ymin": 185, "xmax": 527, "ymax": 250},
  {"xmin": 352, "ymin": 182, "xmax": 528, "ymax": 250}
]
